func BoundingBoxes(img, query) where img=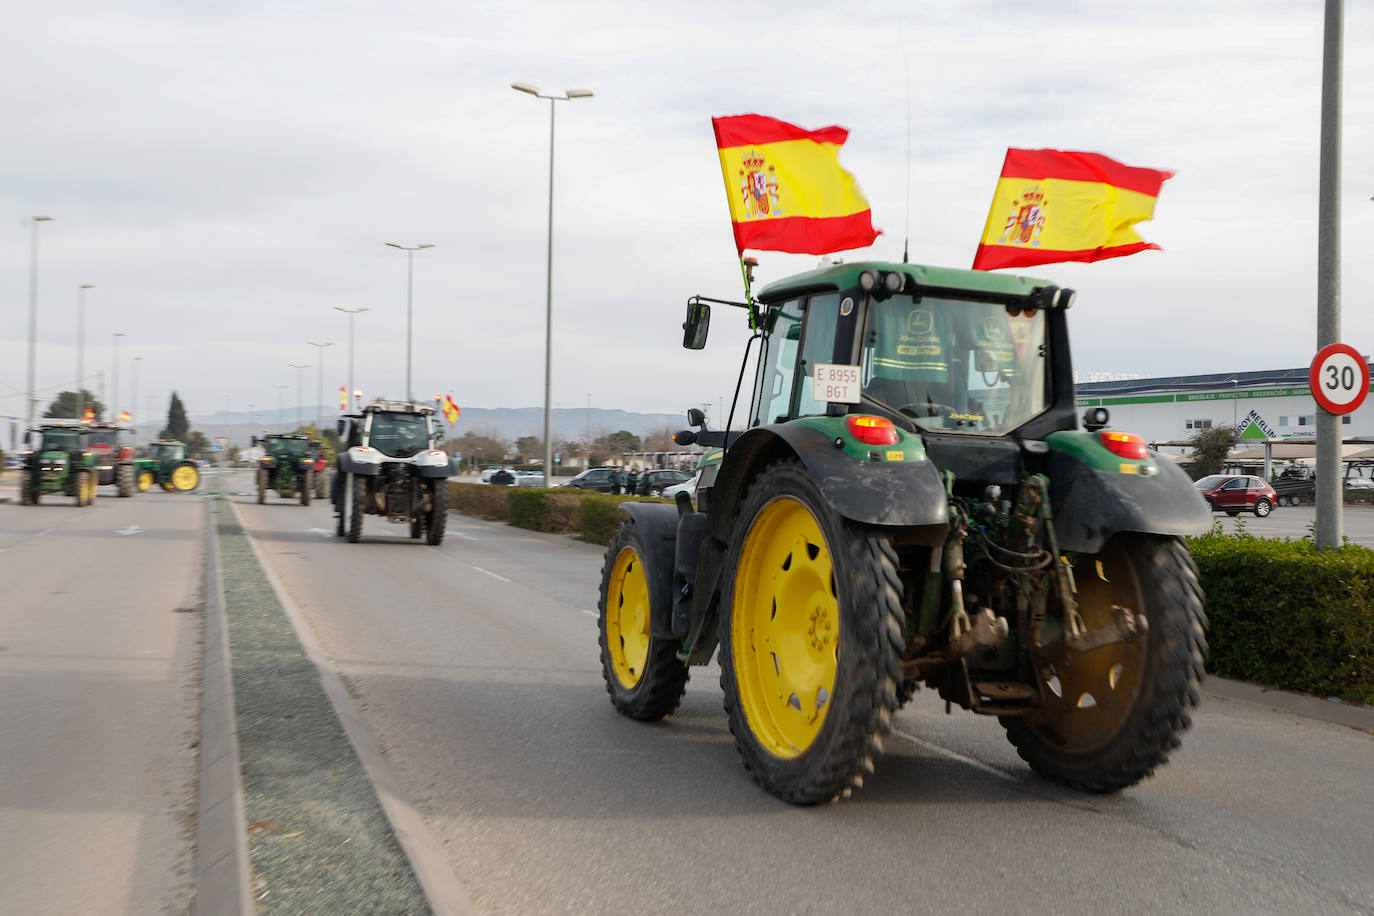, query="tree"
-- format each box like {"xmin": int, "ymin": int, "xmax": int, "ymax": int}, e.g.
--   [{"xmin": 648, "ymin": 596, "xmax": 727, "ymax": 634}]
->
[
  {"xmin": 45, "ymin": 390, "xmax": 105, "ymax": 421},
  {"xmin": 596, "ymin": 430, "xmax": 641, "ymax": 457},
  {"xmin": 515, "ymin": 436, "xmax": 543, "ymax": 463},
  {"xmin": 452, "ymin": 430, "xmax": 510, "ymax": 470},
  {"xmin": 642, "ymin": 425, "xmax": 679, "ymax": 452},
  {"xmin": 164, "ymin": 392, "xmax": 189, "ymax": 441},
  {"xmin": 185, "ymin": 430, "xmax": 211, "ymax": 459},
  {"xmin": 1183, "ymin": 425, "xmax": 1237, "ymax": 479}
]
